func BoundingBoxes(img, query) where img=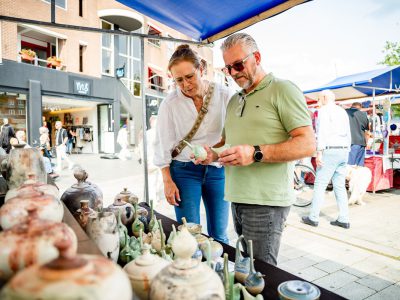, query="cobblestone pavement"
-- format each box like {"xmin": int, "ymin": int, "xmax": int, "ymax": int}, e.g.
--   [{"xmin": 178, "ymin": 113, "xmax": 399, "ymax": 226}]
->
[{"xmin": 56, "ymin": 153, "xmax": 400, "ymax": 300}]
